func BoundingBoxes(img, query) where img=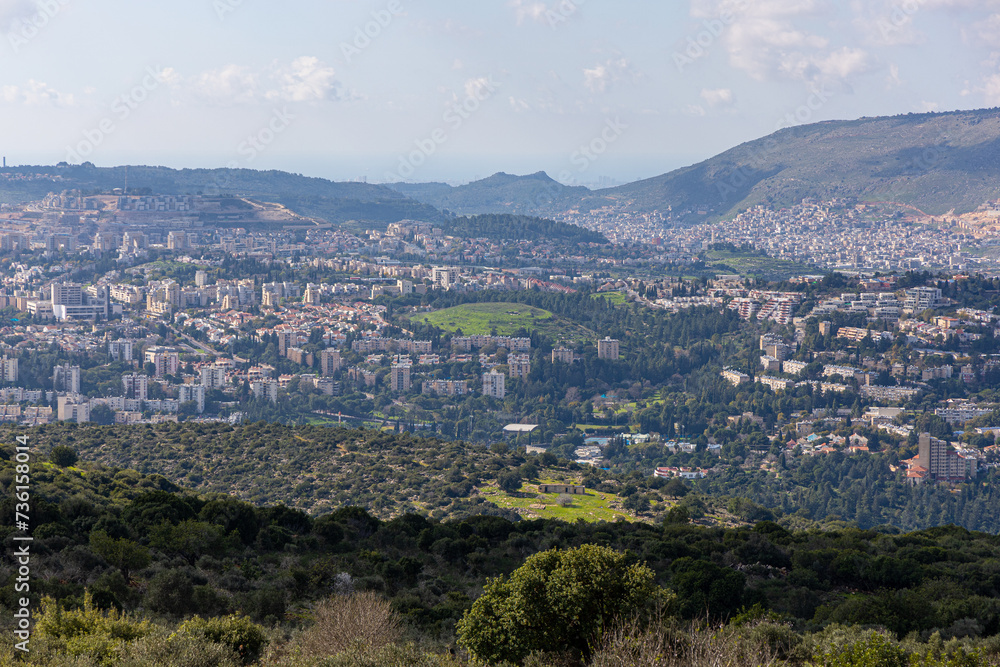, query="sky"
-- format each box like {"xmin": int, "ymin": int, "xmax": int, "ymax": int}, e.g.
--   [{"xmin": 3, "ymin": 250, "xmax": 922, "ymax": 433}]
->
[{"xmin": 0, "ymin": 0, "xmax": 997, "ymax": 187}]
